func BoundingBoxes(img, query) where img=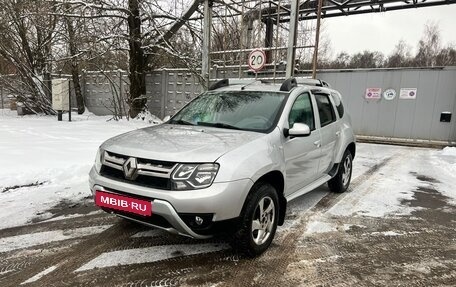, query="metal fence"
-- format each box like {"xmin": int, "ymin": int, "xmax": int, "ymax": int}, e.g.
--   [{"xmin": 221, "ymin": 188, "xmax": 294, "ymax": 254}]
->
[
  {"xmin": 1, "ymin": 67, "xmax": 455, "ymax": 143},
  {"xmin": 318, "ymin": 67, "xmax": 456, "ymax": 143}
]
